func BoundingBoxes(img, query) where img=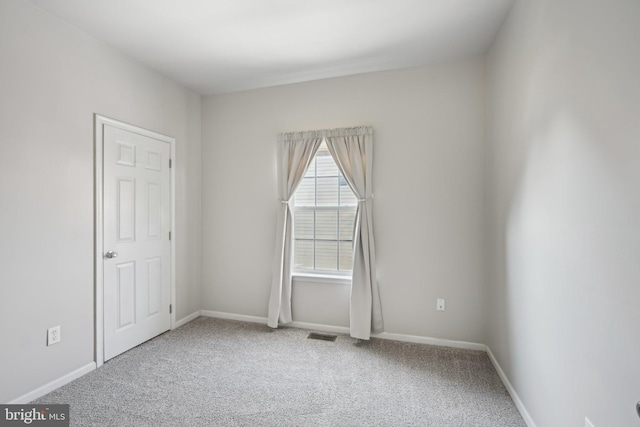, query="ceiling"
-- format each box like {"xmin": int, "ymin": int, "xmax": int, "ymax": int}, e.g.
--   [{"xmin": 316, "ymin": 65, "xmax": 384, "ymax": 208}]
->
[{"xmin": 27, "ymin": 0, "xmax": 514, "ymax": 95}]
